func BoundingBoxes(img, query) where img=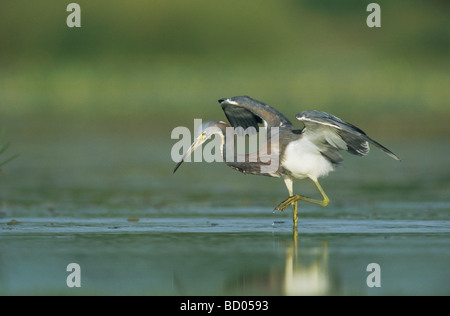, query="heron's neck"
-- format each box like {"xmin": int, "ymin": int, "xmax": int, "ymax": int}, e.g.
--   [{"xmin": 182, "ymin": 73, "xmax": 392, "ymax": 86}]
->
[{"xmin": 212, "ymin": 124, "xmax": 246, "ymax": 171}]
